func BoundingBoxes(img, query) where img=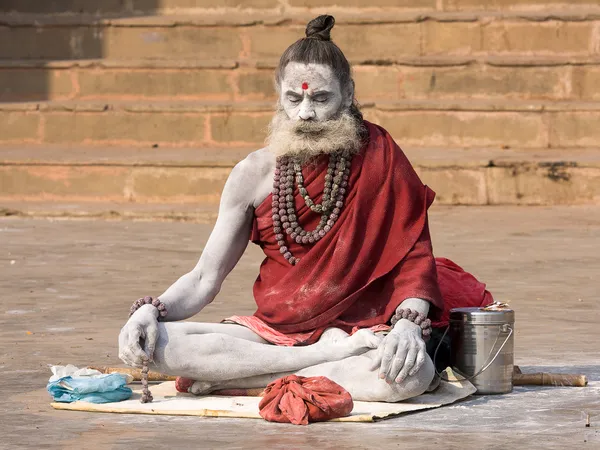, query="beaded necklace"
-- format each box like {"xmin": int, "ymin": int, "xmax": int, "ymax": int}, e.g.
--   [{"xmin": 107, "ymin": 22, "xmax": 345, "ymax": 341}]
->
[{"xmin": 272, "ymin": 151, "xmax": 351, "ymax": 265}]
